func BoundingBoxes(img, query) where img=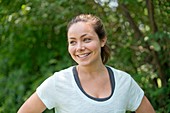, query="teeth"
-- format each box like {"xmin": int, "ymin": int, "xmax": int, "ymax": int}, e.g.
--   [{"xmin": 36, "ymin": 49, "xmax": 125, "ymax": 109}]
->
[{"xmin": 77, "ymin": 53, "xmax": 89, "ymax": 58}]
